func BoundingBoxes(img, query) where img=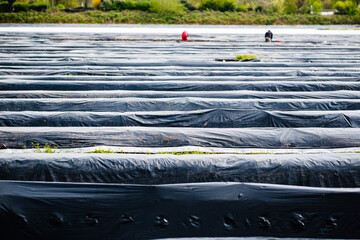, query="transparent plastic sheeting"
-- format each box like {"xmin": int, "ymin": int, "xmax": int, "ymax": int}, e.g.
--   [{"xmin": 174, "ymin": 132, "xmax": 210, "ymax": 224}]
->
[
  {"xmin": 2, "ymin": 98, "xmax": 360, "ymax": 112},
  {"xmin": 1, "ymin": 90, "xmax": 360, "ymax": 99},
  {"xmin": 1, "ymin": 110, "xmax": 360, "ymax": 128},
  {"xmin": 1, "ymin": 181, "xmax": 360, "ymax": 240},
  {"xmin": 1, "ymin": 153, "xmax": 360, "ymax": 187},
  {"xmin": 2, "ymin": 127, "xmax": 360, "ymax": 149},
  {"xmin": 2, "ymin": 80, "xmax": 360, "ymax": 91}
]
